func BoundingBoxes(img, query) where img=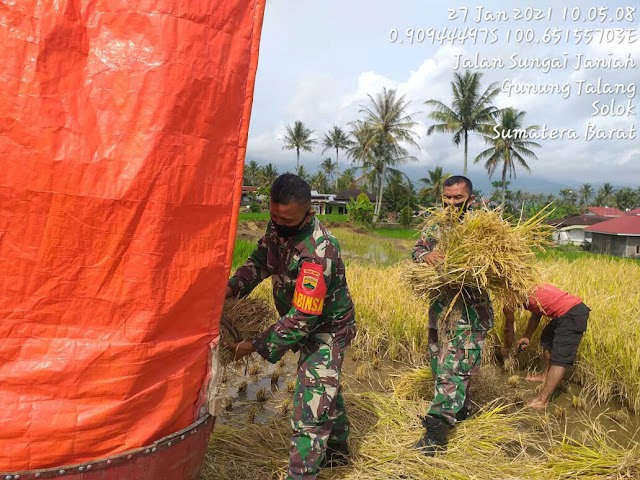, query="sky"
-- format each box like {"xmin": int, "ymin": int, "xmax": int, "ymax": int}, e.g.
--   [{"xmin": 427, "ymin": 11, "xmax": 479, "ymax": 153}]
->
[{"xmin": 245, "ymin": 0, "xmax": 640, "ymax": 194}]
